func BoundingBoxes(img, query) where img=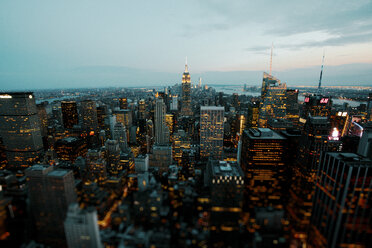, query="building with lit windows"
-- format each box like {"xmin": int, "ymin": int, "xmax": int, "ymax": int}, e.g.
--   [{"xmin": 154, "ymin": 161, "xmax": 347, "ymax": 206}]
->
[
  {"xmin": 26, "ymin": 164, "xmax": 77, "ymax": 247},
  {"xmin": 285, "ymin": 89, "xmax": 299, "ymax": 126},
  {"xmin": 0, "ymin": 92, "xmax": 43, "ymax": 170},
  {"xmin": 61, "ymin": 101, "xmax": 79, "ymax": 129},
  {"xmin": 172, "ymin": 130, "xmax": 191, "ymax": 165},
  {"xmin": 55, "ymin": 137, "xmax": 87, "ymax": 163},
  {"xmin": 309, "ymin": 152, "xmax": 372, "ymax": 248},
  {"xmin": 119, "ymin": 97, "xmax": 128, "ymax": 110},
  {"xmin": 301, "ymin": 94, "xmax": 332, "ymax": 119},
  {"xmin": 287, "ymin": 116, "xmax": 340, "ymax": 245},
  {"xmin": 37, "ymin": 102, "xmax": 48, "ymax": 138},
  {"xmin": 113, "ymin": 109, "xmax": 132, "ymax": 130},
  {"xmin": 367, "ymin": 93, "xmax": 372, "ymax": 121},
  {"xmin": 80, "ymin": 100, "xmax": 99, "ymax": 134},
  {"xmin": 247, "ymin": 101, "xmax": 259, "ymax": 128},
  {"xmin": 200, "ymin": 106, "xmax": 224, "ymax": 160},
  {"xmin": 205, "ymin": 160, "xmax": 244, "ymax": 247},
  {"xmin": 64, "ymin": 203, "xmax": 103, "ymax": 248},
  {"xmin": 258, "ymin": 73, "xmax": 287, "ymax": 128},
  {"xmin": 240, "ymin": 128, "xmax": 287, "ymax": 211},
  {"xmin": 84, "ymin": 149, "xmax": 107, "ymax": 184},
  {"xmin": 138, "ymin": 99, "xmax": 146, "ymax": 119},
  {"xmin": 105, "ymin": 139, "xmax": 121, "ymax": 176},
  {"xmin": 155, "ymin": 97, "xmax": 169, "ymax": 145},
  {"xmin": 180, "ymin": 61, "xmax": 193, "ymax": 116}
]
